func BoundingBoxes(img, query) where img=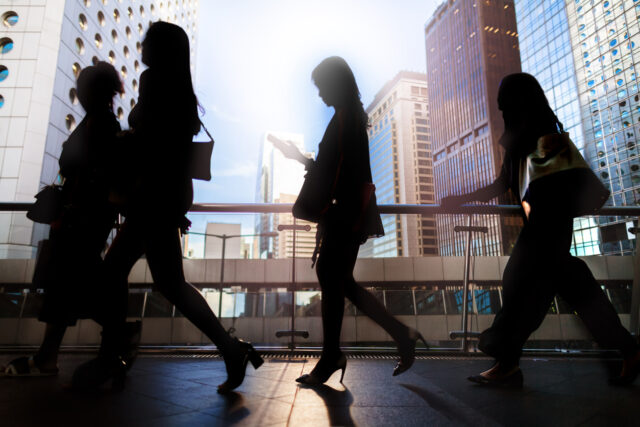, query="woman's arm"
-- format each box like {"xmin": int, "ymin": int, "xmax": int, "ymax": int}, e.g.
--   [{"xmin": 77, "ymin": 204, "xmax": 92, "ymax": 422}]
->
[
  {"xmin": 441, "ymin": 162, "xmax": 509, "ymax": 208},
  {"xmin": 268, "ymin": 135, "xmax": 313, "ymax": 167}
]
